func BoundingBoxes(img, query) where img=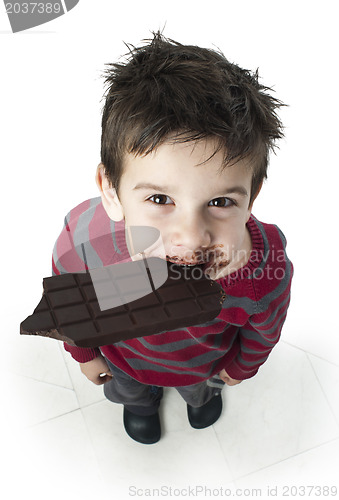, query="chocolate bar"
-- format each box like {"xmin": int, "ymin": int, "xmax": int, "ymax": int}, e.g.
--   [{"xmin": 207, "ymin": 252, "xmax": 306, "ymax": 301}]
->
[{"xmin": 20, "ymin": 258, "xmax": 226, "ymax": 348}]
